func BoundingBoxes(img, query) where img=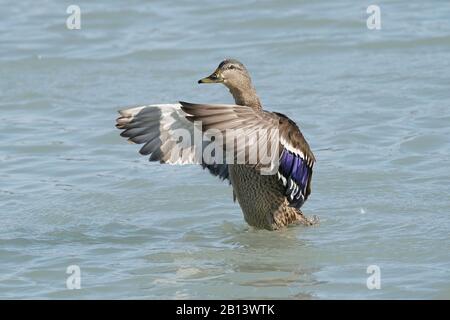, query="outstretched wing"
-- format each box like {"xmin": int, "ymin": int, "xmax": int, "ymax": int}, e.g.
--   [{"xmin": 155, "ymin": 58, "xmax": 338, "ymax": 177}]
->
[
  {"xmin": 116, "ymin": 104, "xmax": 229, "ymax": 181},
  {"xmin": 180, "ymin": 102, "xmax": 315, "ymax": 208}
]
